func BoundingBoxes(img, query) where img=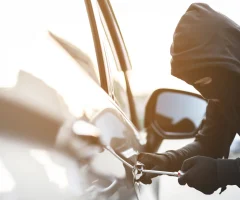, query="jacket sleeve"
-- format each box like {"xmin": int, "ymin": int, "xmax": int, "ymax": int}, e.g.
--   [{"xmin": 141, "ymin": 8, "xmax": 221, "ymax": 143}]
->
[
  {"xmin": 217, "ymin": 158, "xmax": 240, "ymax": 188},
  {"xmin": 163, "ymin": 100, "xmax": 236, "ymax": 171}
]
